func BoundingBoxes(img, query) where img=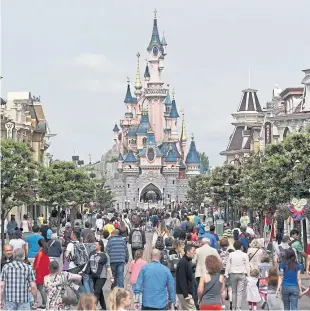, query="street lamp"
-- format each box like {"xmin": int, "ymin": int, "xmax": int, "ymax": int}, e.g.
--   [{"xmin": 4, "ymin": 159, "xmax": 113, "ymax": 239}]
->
[{"xmin": 224, "ymin": 181, "xmax": 231, "ymax": 223}]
